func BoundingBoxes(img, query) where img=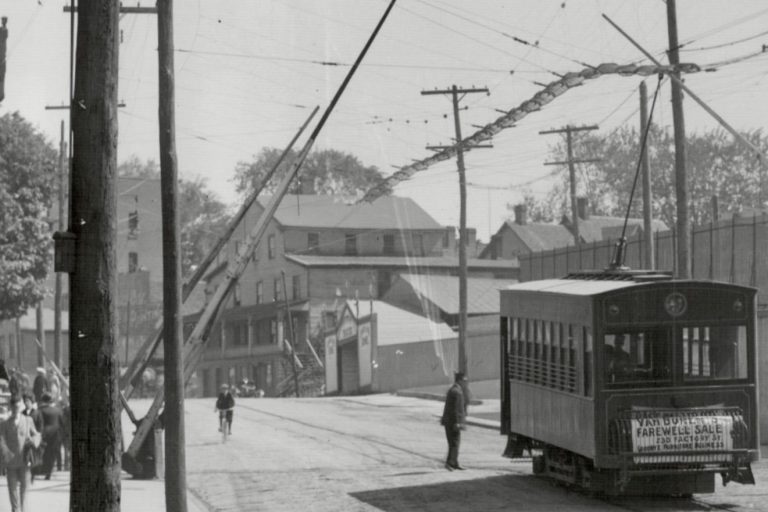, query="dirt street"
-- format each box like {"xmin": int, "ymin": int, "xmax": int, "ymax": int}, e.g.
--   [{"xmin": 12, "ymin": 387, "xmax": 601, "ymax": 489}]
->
[{"xmin": 165, "ymin": 395, "xmax": 768, "ymax": 512}]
